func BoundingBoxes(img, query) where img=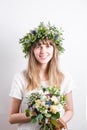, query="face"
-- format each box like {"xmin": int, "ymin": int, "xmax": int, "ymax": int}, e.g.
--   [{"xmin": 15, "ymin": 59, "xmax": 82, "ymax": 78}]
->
[{"xmin": 33, "ymin": 44, "xmax": 53, "ymax": 65}]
